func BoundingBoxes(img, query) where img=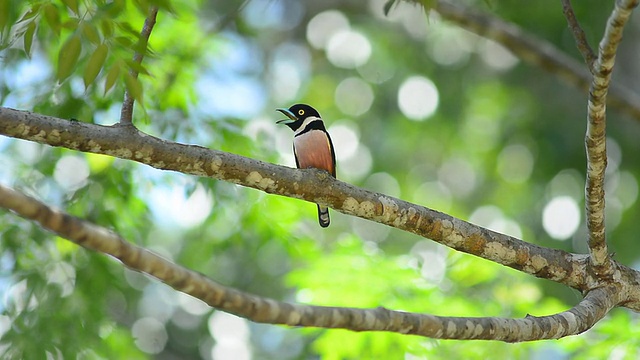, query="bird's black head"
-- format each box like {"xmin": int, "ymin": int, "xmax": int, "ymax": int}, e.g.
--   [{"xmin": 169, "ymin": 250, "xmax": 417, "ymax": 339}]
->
[{"xmin": 276, "ymin": 104, "xmax": 321, "ymax": 131}]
